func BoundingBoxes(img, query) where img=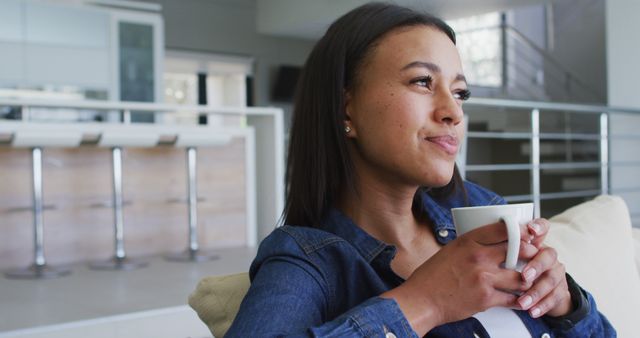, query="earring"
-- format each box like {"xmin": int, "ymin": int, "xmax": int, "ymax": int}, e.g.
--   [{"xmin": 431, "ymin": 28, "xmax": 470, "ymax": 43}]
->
[{"xmin": 345, "ymin": 126, "xmax": 352, "ymax": 133}]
